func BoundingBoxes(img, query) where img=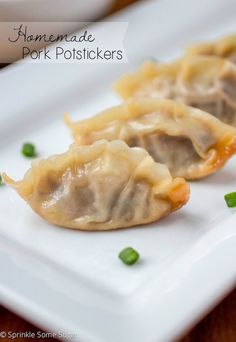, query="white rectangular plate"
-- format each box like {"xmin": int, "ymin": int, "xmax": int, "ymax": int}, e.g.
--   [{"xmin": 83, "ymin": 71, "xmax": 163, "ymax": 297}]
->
[{"xmin": 0, "ymin": 1, "xmax": 236, "ymax": 341}]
